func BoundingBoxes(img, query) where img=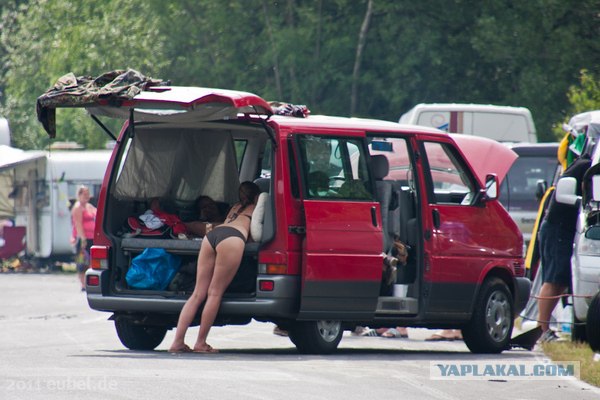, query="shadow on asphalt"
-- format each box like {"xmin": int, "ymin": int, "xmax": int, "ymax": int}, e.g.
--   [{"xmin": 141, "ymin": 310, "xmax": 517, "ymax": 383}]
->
[{"xmin": 73, "ymin": 346, "xmax": 536, "ymax": 362}]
